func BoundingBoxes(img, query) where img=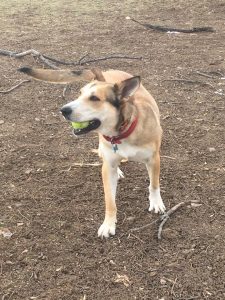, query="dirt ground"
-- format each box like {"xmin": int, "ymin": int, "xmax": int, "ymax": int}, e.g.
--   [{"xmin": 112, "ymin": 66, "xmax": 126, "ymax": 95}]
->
[{"xmin": 0, "ymin": 0, "xmax": 225, "ymax": 299}]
